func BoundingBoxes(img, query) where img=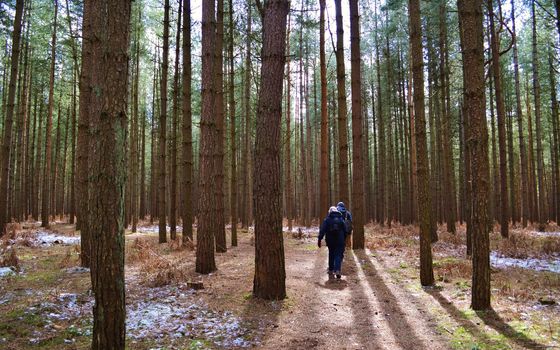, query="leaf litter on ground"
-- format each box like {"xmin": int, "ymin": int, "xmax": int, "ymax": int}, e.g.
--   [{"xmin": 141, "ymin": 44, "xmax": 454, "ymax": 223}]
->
[{"xmin": 22, "ymin": 281, "xmax": 261, "ymax": 348}]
